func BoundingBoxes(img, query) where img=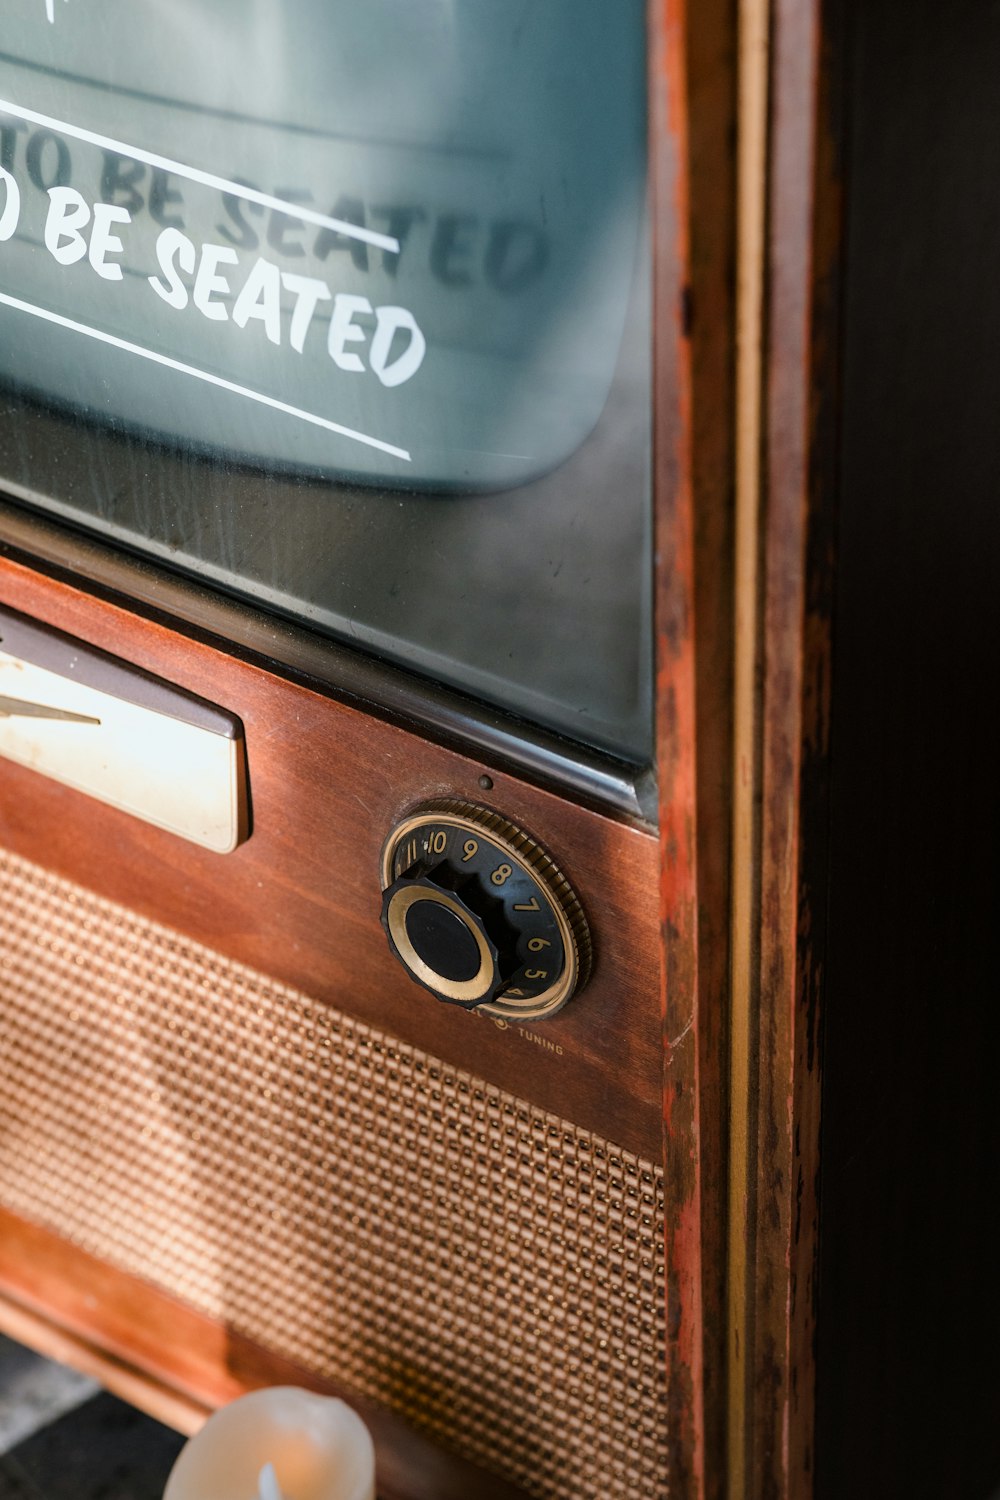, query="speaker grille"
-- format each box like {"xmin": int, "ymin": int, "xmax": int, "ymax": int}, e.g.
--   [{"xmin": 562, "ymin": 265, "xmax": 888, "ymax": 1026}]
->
[{"xmin": 0, "ymin": 849, "xmax": 667, "ymax": 1499}]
